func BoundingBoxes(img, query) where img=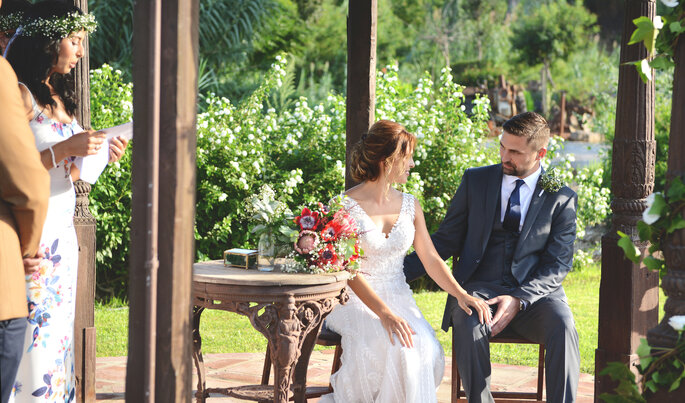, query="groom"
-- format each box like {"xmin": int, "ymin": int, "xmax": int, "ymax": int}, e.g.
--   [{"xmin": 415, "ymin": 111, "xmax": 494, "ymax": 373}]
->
[{"xmin": 404, "ymin": 112, "xmax": 580, "ymax": 403}]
